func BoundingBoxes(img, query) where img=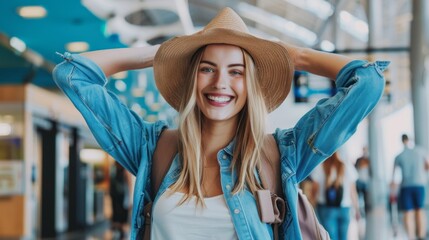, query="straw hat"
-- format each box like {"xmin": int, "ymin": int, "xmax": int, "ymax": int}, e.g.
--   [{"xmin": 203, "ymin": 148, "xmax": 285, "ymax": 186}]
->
[{"xmin": 153, "ymin": 7, "xmax": 294, "ymax": 112}]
